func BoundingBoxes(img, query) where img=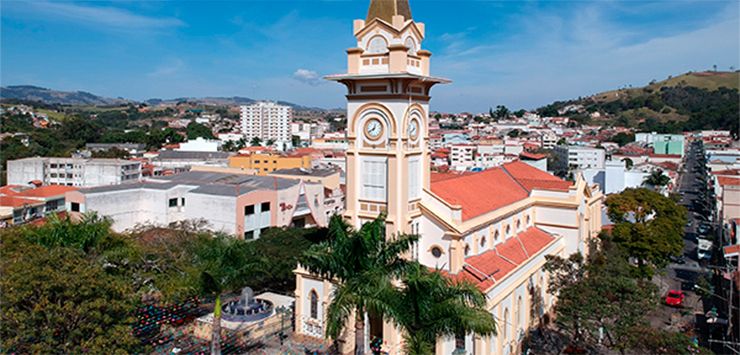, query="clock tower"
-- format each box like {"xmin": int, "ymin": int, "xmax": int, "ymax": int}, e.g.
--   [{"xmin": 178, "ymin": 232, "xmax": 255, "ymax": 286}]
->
[{"xmin": 327, "ymin": 0, "xmax": 449, "ymax": 237}]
